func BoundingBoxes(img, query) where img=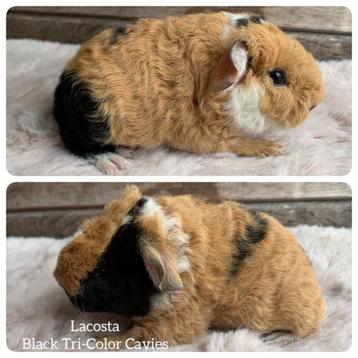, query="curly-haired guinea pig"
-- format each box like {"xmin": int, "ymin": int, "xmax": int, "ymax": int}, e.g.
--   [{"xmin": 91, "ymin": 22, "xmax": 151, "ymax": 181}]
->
[
  {"xmin": 53, "ymin": 12, "xmax": 324, "ymax": 174},
  {"xmin": 54, "ymin": 185, "xmax": 324, "ymax": 348}
]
